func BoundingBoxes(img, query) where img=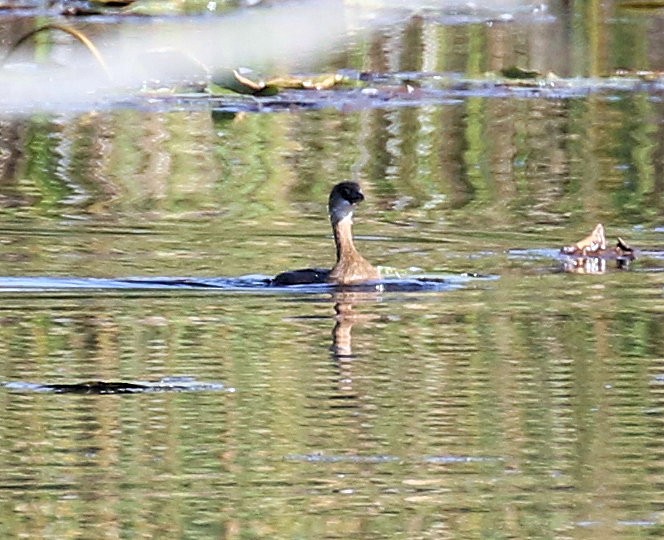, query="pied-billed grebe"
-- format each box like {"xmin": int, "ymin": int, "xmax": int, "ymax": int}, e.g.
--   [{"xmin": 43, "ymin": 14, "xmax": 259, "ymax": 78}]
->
[{"xmin": 271, "ymin": 182, "xmax": 381, "ymax": 286}]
